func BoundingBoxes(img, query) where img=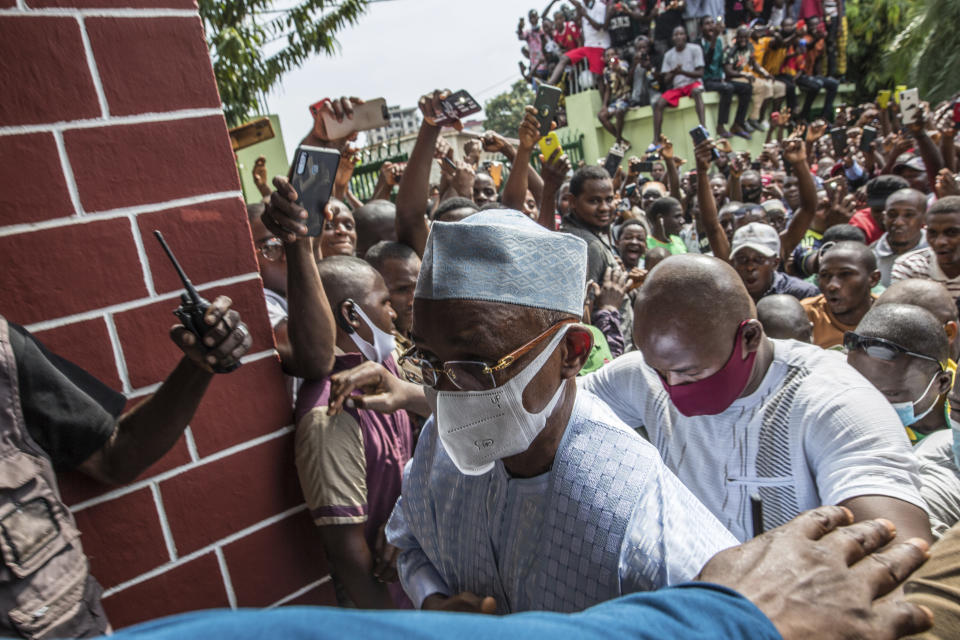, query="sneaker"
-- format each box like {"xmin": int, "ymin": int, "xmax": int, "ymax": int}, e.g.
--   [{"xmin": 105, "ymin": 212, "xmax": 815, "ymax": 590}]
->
[
  {"xmin": 731, "ymin": 123, "xmax": 752, "ymax": 140},
  {"xmin": 646, "ymin": 142, "xmax": 661, "ymax": 153},
  {"xmin": 746, "ymin": 118, "xmax": 762, "ymax": 131},
  {"xmin": 759, "ymin": 120, "xmax": 771, "ymax": 131}
]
